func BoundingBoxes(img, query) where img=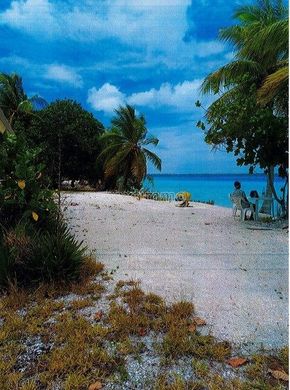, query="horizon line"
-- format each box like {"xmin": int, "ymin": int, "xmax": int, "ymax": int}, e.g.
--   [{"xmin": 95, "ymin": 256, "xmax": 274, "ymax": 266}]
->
[{"xmin": 147, "ymin": 172, "xmax": 265, "ymax": 176}]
